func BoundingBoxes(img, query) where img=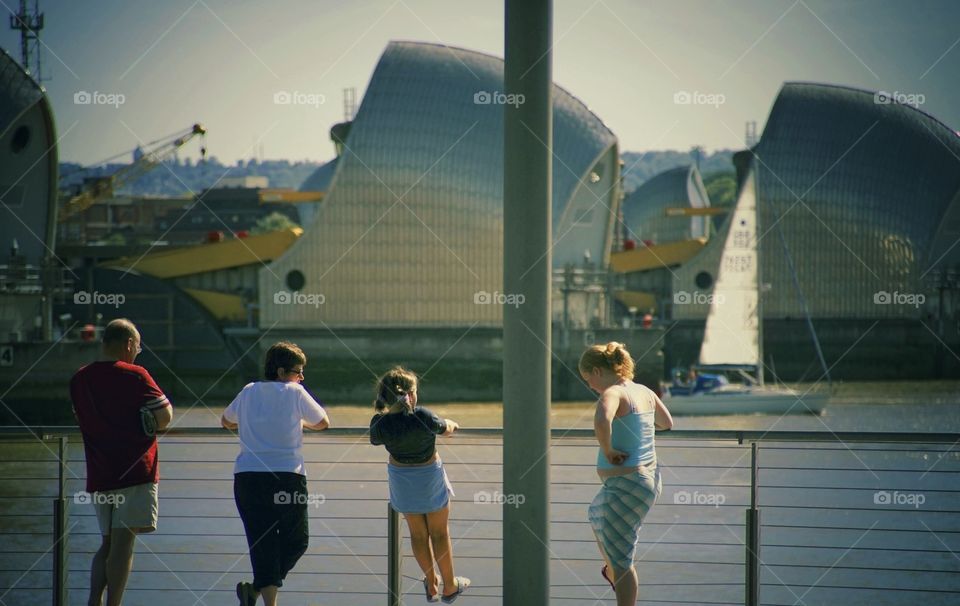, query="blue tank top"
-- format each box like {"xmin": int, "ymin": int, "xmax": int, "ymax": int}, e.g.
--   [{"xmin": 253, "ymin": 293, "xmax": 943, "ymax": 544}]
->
[{"xmin": 596, "ymin": 383, "xmax": 657, "ymax": 470}]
